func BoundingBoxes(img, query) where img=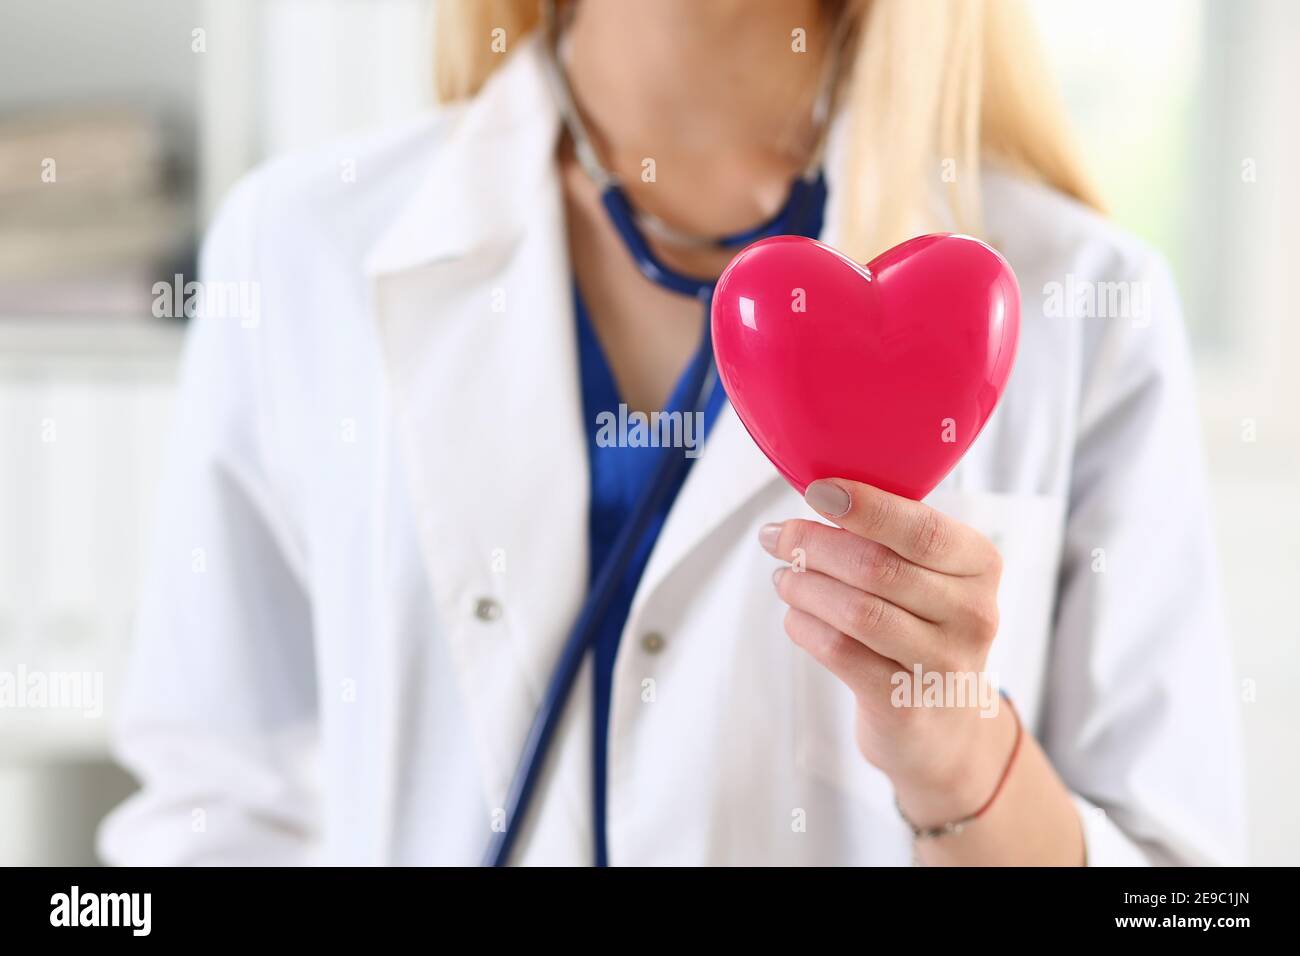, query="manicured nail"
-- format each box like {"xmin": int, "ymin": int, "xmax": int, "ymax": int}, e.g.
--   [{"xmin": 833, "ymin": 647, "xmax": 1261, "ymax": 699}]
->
[
  {"xmin": 772, "ymin": 566, "xmax": 786, "ymax": 586},
  {"xmin": 758, "ymin": 522, "xmax": 782, "ymax": 554},
  {"xmin": 805, "ymin": 480, "xmax": 850, "ymax": 517}
]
